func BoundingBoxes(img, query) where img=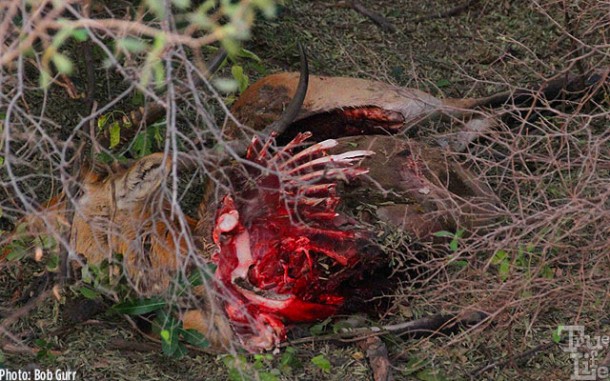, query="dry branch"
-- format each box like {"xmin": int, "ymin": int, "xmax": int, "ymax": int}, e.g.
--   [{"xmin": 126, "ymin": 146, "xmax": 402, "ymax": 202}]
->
[
  {"xmin": 410, "ymin": 0, "xmax": 480, "ymax": 24},
  {"xmin": 331, "ymin": 1, "xmax": 397, "ymax": 32},
  {"xmin": 283, "ymin": 312, "xmax": 488, "ymax": 346},
  {"xmin": 469, "ymin": 341, "xmax": 556, "ymax": 377}
]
